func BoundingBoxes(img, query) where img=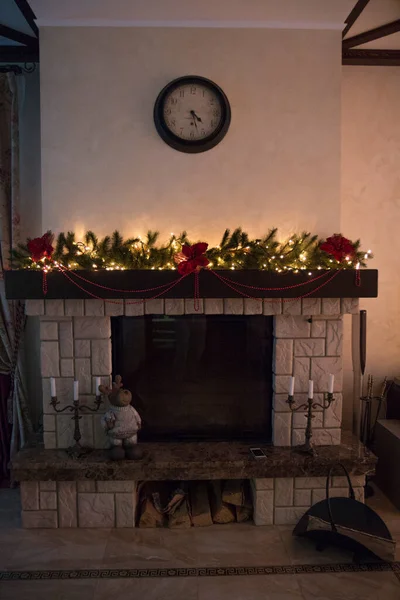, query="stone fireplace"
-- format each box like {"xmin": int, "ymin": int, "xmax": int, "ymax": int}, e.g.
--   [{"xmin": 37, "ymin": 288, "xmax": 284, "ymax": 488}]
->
[{"xmin": 10, "ymin": 293, "xmax": 376, "ymax": 529}]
